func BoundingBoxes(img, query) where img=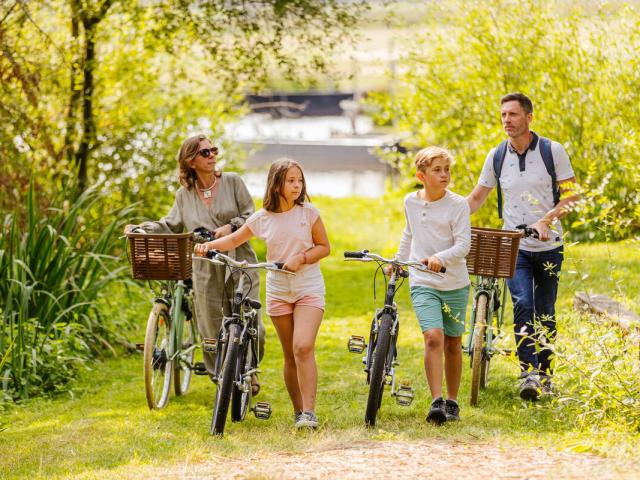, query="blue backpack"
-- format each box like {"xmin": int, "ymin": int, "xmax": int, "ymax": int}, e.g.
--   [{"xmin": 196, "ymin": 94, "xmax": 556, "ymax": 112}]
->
[{"xmin": 492, "ymin": 136, "xmax": 560, "ymax": 219}]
